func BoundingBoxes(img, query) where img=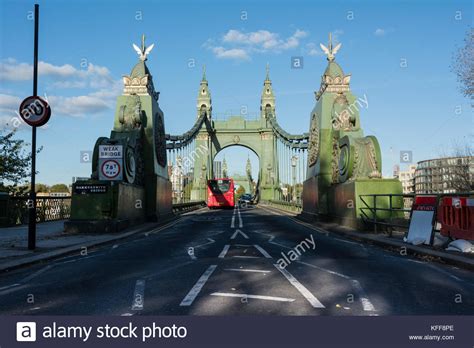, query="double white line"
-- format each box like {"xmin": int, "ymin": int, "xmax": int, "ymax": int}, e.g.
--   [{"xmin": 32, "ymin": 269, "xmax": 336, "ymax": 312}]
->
[{"xmin": 231, "ymin": 204, "xmax": 243, "ymax": 228}]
